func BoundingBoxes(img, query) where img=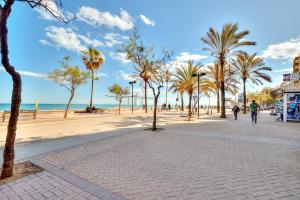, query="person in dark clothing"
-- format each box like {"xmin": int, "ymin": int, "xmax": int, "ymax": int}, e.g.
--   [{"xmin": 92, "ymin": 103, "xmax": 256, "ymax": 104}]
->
[
  {"xmin": 250, "ymin": 100, "xmax": 259, "ymax": 123},
  {"xmin": 232, "ymin": 105, "xmax": 240, "ymax": 120},
  {"xmin": 168, "ymin": 104, "xmax": 171, "ymax": 110}
]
